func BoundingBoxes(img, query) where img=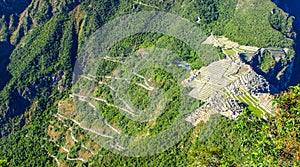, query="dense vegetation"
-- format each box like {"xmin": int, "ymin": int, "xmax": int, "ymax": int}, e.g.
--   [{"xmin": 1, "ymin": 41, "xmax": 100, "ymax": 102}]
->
[
  {"xmin": 1, "ymin": 84, "xmax": 299, "ymax": 166},
  {"xmin": 223, "ymin": 0, "xmax": 294, "ymax": 48},
  {"xmin": 199, "ymin": 85, "xmax": 300, "ymax": 166},
  {"xmin": 86, "ymin": 85, "xmax": 300, "ymax": 166},
  {"xmin": 0, "ymin": 0, "xmax": 298, "ymax": 166}
]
